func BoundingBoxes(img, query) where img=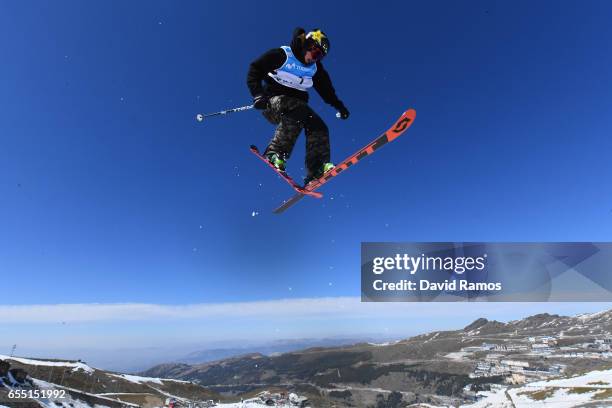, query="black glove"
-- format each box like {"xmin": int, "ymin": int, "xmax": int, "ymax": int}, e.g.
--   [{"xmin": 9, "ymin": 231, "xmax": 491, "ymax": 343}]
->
[
  {"xmin": 337, "ymin": 104, "xmax": 350, "ymax": 120},
  {"xmin": 253, "ymin": 94, "xmax": 269, "ymax": 110}
]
